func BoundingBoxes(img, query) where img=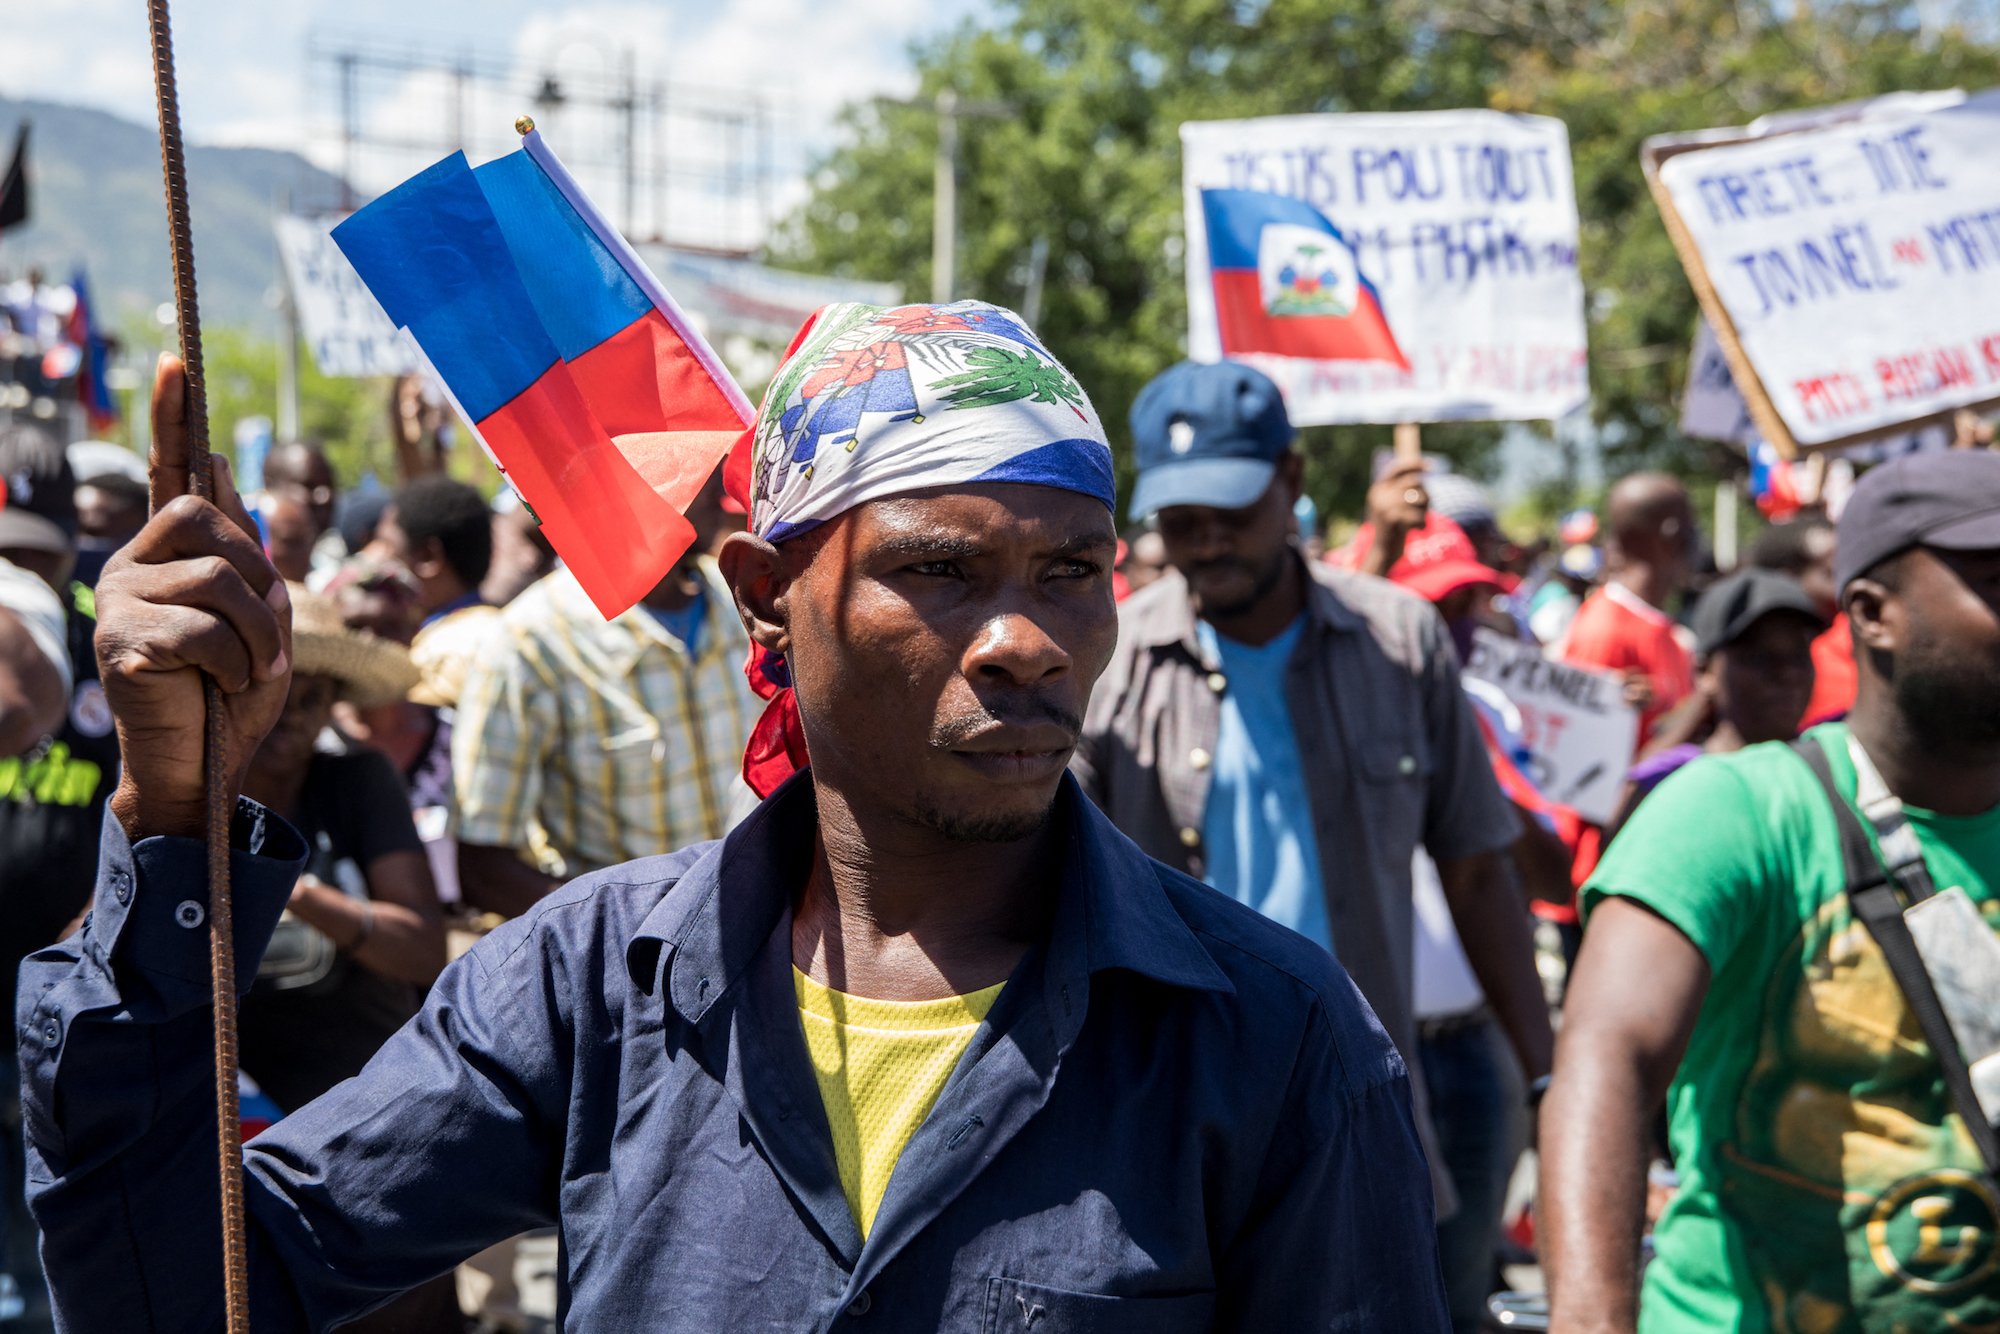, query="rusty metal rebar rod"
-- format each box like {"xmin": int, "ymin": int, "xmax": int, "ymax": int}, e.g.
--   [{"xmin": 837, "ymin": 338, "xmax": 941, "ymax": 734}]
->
[{"xmin": 147, "ymin": 2, "xmax": 250, "ymax": 1330}]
